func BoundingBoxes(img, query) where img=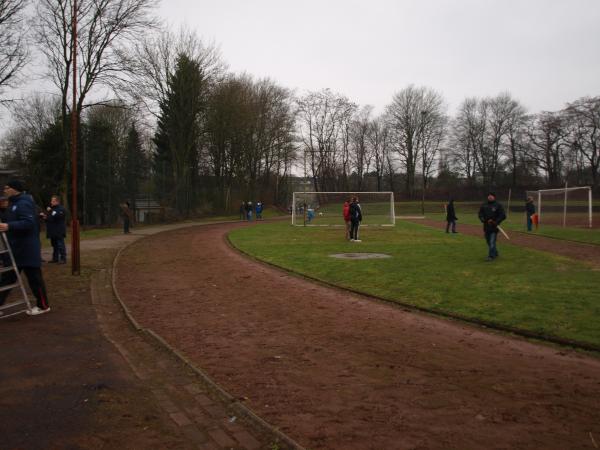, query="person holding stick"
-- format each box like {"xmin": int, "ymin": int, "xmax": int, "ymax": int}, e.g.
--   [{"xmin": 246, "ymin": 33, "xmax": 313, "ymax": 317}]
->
[
  {"xmin": 478, "ymin": 192, "xmax": 506, "ymax": 261},
  {"xmin": 525, "ymin": 197, "xmax": 536, "ymax": 232},
  {"xmin": 445, "ymin": 198, "xmax": 458, "ymax": 233}
]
